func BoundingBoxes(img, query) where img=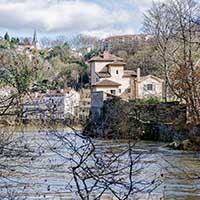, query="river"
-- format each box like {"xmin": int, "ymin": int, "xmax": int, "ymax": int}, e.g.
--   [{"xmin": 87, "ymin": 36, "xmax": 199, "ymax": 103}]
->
[{"xmin": 0, "ymin": 127, "xmax": 200, "ymax": 200}]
